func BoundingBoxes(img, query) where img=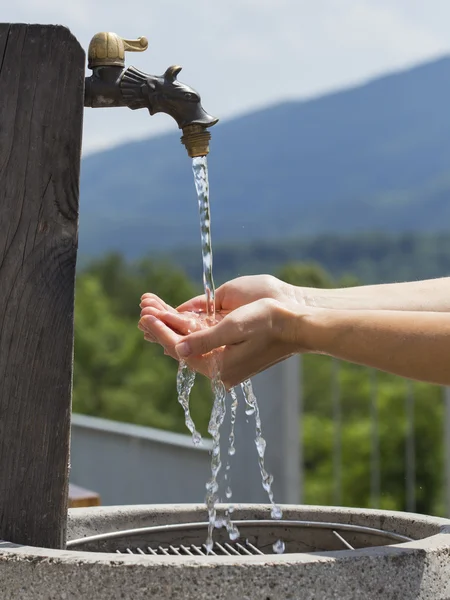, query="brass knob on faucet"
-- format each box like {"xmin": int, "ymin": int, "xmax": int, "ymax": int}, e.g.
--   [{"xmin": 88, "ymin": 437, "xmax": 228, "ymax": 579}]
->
[
  {"xmin": 181, "ymin": 125, "xmax": 212, "ymax": 157},
  {"xmin": 88, "ymin": 32, "xmax": 148, "ymax": 69}
]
